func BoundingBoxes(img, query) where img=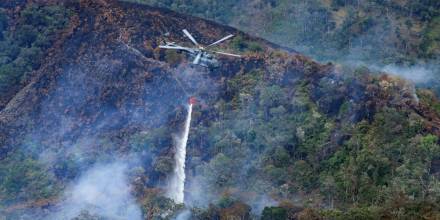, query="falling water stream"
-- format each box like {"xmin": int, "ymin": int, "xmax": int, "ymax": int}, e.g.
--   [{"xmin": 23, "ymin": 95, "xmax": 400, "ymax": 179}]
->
[{"xmin": 167, "ymin": 104, "xmax": 193, "ymax": 203}]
